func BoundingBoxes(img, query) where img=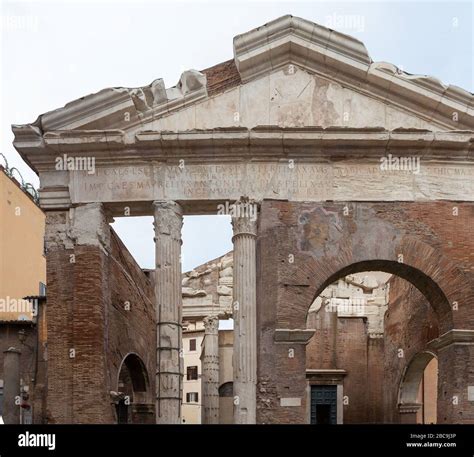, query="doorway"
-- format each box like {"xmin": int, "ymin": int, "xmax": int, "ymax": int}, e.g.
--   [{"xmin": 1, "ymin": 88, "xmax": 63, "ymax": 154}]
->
[{"xmin": 310, "ymin": 385, "xmax": 337, "ymax": 424}]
